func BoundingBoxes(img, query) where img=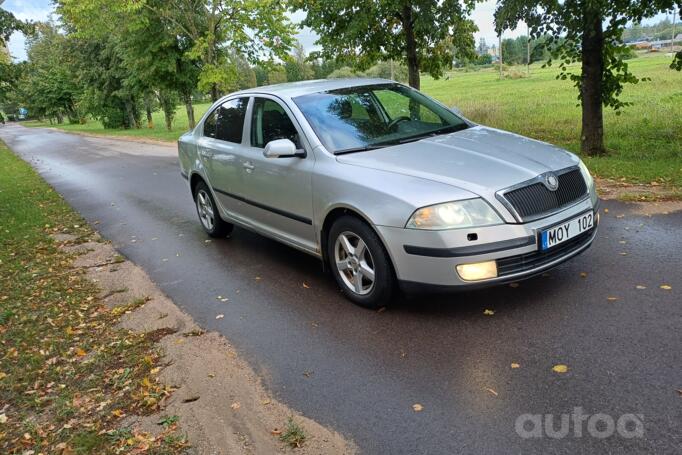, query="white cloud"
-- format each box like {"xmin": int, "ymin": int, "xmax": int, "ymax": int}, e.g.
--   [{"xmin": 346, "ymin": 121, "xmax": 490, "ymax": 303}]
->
[{"xmin": 3, "ymin": 0, "xmax": 54, "ymax": 61}]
